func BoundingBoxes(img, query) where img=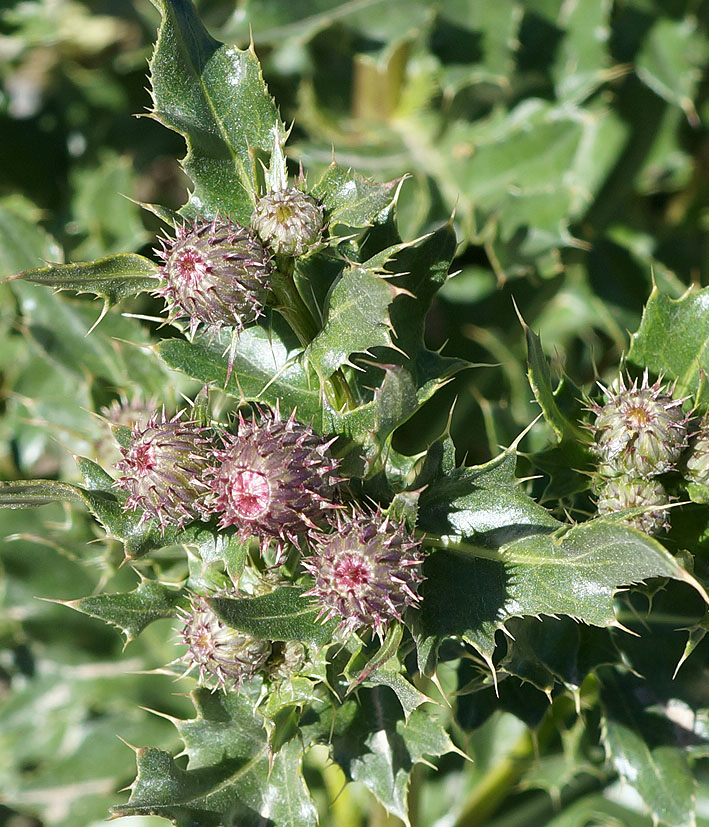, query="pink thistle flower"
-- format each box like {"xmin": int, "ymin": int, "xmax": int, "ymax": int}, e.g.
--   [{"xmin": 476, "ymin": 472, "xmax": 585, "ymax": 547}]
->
[
  {"xmin": 205, "ymin": 407, "xmax": 340, "ymax": 558},
  {"xmin": 115, "ymin": 410, "xmax": 213, "ymax": 531},
  {"xmin": 302, "ymin": 509, "xmax": 425, "ymax": 639}
]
